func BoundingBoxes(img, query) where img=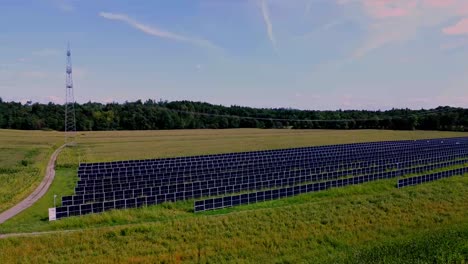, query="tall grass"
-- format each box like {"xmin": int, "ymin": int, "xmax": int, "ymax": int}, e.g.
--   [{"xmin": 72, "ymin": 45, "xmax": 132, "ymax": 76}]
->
[
  {"xmin": 0, "ymin": 130, "xmax": 63, "ymax": 213},
  {"xmin": 347, "ymin": 224, "xmax": 468, "ymax": 263},
  {"xmin": 0, "ymin": 176, "xmax": 467, "ymax": 262}
]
